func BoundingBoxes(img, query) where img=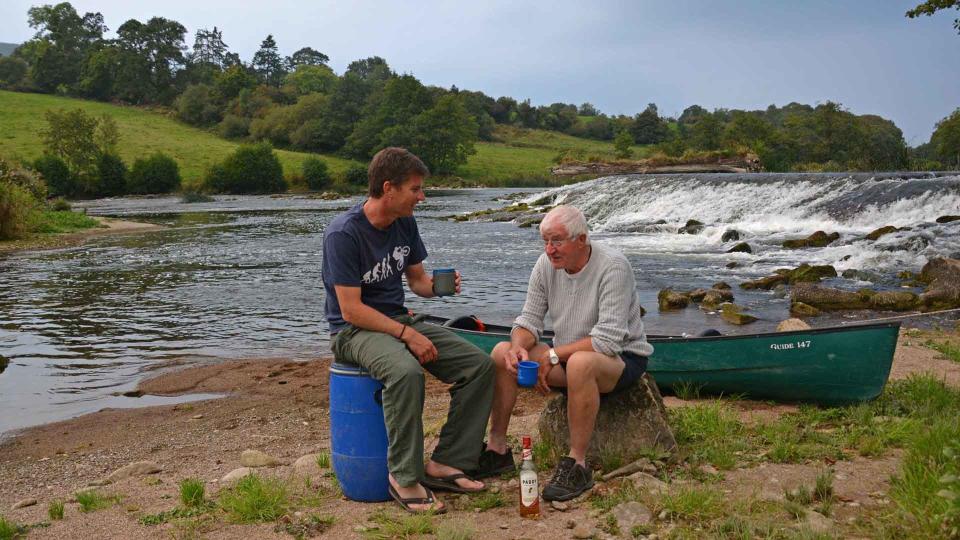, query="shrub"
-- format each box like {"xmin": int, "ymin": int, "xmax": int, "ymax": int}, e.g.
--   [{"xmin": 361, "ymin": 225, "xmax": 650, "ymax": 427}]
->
[
  {"xmin": 344, "ymin": 164, "xmax": 368, "ymax": 187},
  {"xmin": 205, "ymin": 142, "xmax": 285, "ymax": 194},
  {"xmin": 302, "ymin": 157, "xmax": 331, "ymax": 190},
  {"xmin": 218, "ymin": 114, "xmax": 251, "ymax": 140},
  {"xmin": 0, "ymin": 181, "xmax": 37, "ymax": 240},
  {"xmin": 128, "ymin": 153, "xmax": 182, "ymax": 194},
  {"xmin": 34, "ymin": 154, "xmax": 76, "ymax": 198},
  {"xmin": 96, "ymin": 153, "xmax": 128, "ymax": 197},
  {"xmin": 1, "ymin": 158, "xmax": 47, "ymax": 201},
  {"xmin": 50, "ymin": 198, "xmax": 71, "ymax": 211},
  {"xmin": 175, "ymin": 84, "xmax": 222, "ymax": 126}
]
